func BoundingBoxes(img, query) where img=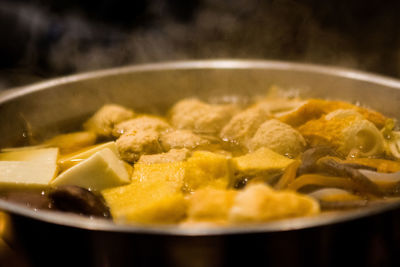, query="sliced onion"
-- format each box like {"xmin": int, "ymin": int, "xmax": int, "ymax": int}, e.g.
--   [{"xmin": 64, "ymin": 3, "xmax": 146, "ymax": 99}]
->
[
  {"xmin": 317, "ymin": 157, "xmax": 381, "ymax": 196},
  {"xmin": 309, "ymin": 188, "xmax": 363, "ymax": 202},
  {"xmin": 387, "ymin": 131, "xmax": 400, "ymax": 159},
  {"xmin": 308, "ymin": 188, "xmax": 367, "ymax": 209},
  {"xmin": 287, "ymin": 174, "xmax": 362, "ymax": 193},
  {"xmin": 274, "ymin": 160, "xmax": 301, "ymax": 190},
  {"xmin": 358, "ymin": 169, "xmax": 400, "ymax": 195}
]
